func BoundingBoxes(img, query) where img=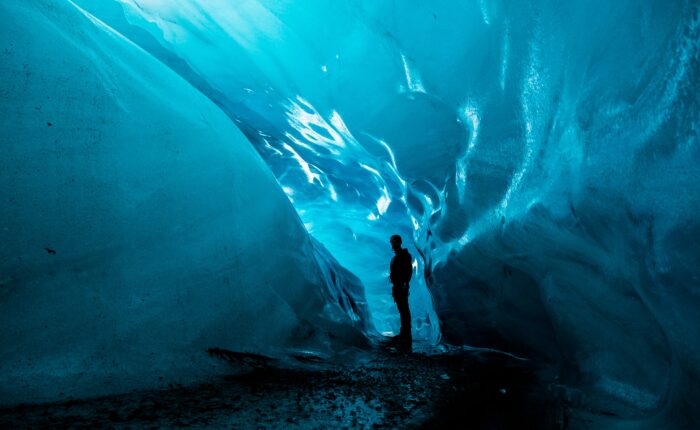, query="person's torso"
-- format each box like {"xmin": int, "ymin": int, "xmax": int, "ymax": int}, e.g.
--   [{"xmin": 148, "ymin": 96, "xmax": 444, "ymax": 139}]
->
[{"xmin": 390, "ymin": 248, "xmax": 412, "ymax": 284}]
